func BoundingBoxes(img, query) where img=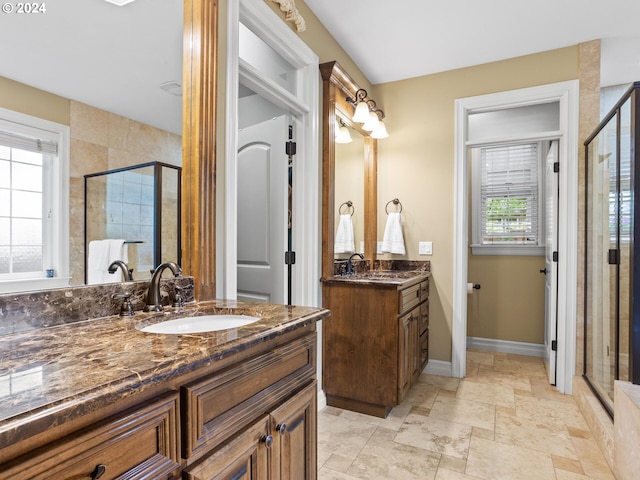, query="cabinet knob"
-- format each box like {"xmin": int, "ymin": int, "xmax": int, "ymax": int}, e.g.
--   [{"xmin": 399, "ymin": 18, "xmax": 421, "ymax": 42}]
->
[
  {"xmin": 276, "ymin": 423, "xmax": 287, "ymax": 435},
  {"xmin": 90, "ymin": 464, "xmax": 107, "ymax": 480},
  {"xmin": 261, "ymin": 434, "xmax": 274, "ymax": 448}
]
